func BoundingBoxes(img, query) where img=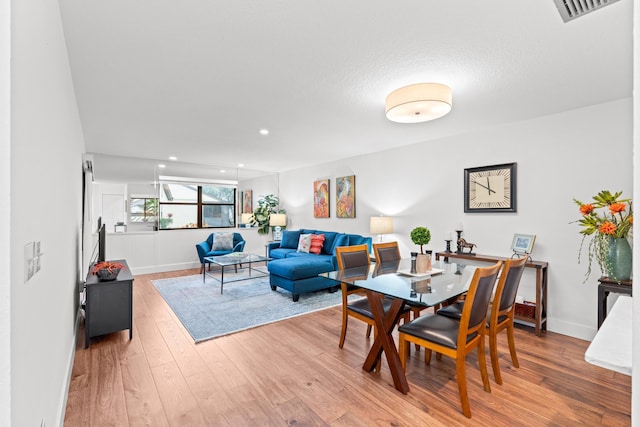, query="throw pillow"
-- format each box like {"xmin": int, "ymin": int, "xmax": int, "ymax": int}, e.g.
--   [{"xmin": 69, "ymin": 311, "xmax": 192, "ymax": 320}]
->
[
  {"xmin": 297, "ymin": 234, "xmax": 312, "ymax": 253},
  {"xmin": 309, "ymin": 234, "xmax": 325, "ymax": 254},
  {"xmin": 212, "ymin": 232, "xmax": 234, "ymax": 251},
  {"xmin": 280, "ymin": 230, "xmax": 302, "ymax": 249}
]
